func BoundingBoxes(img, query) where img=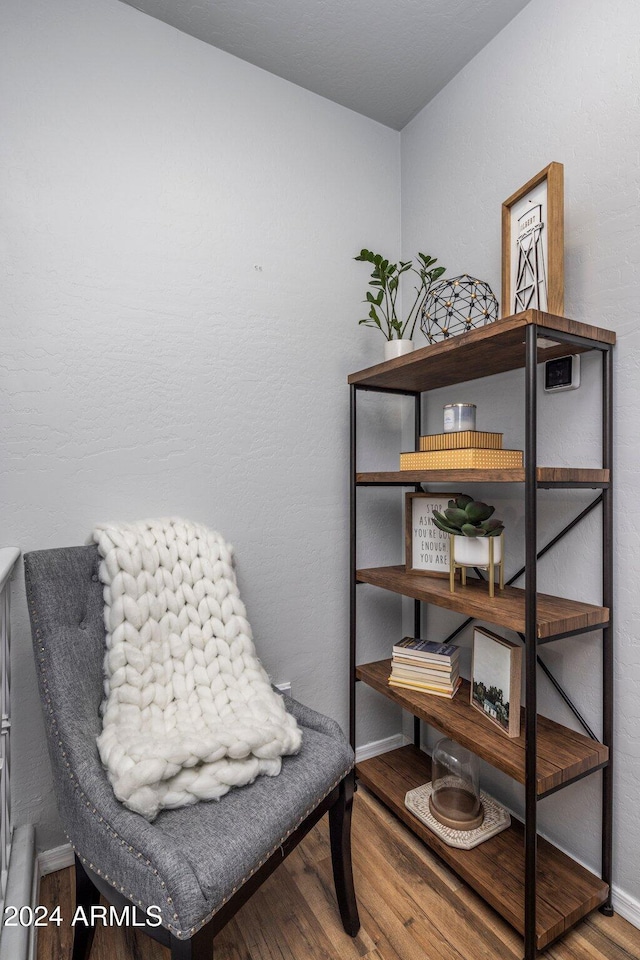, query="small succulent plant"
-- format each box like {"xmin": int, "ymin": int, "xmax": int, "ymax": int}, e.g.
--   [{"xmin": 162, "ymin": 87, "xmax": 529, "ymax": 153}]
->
[{"xmin": 432, "ymin": 495, "xmax": 504, "ymax": 538}]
